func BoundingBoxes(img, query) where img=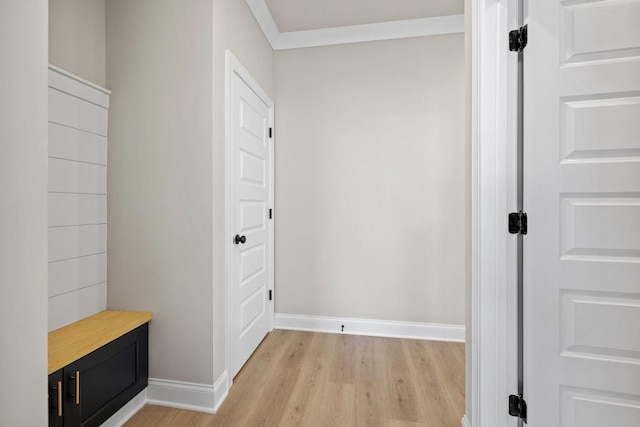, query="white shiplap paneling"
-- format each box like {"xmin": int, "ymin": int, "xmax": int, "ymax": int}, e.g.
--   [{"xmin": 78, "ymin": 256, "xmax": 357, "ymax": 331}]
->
[
  {"xmin": 48, "ymin": 65, "xmax": 110, "ymax": 108},
  {"xmin": 48, "ymin": 65, "xmax": 109, "ymax": 330},
  {"xmin": 49, "ymin": 193, "xmax": 106, "ymax": 226},
  {"xmin": 48, "ymin": 157, "xmax": 106, "ymax": 194},
  {"xmin": 49, "ymin": 122, "xmax": 107, "ymax": 165},
  {"xmin": 48, "ymin": 224, "xmax": 107, "ymax": 263},
  {"xmin": 48, "ymin": 282, "xmax": 107, "ymax": 332},
  {"xmin": 49, "ymin": 253, "xmax": 107, "ymax": 298},
  {"xmin": 48, "ymin": 87, "xmax": 108, "ymax": 136}
]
